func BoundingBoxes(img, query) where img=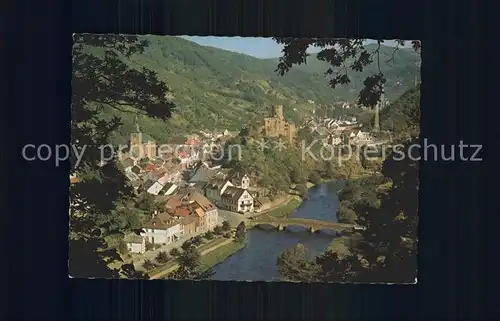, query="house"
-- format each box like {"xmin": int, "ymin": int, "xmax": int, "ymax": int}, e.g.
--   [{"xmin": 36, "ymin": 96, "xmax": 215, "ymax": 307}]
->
[
  {"xmin": 125, "ymin": 171, "xmax": 140, "ymax": 182},
  {"xmin": 161, "ymin": 182, "xmax": 178, "ymax": 196},
  {"xmin": 188, "ymin": 165, "xmax": 217, "ymax": 183},
  {"xmin": 181, "ymin": 216, "xmax": 197, "ymax": 235},
  {"xmin": 193, "ymin": 207, "xmax": 206, "ymax": 232},
  {"xmin": 141, "ymin": 212, "xmax": 184, "ymax": 245},
  {"xmin": 189, "ymin": 191, "xmax": 219, "ymax": 229},
  {"xmin": 123, "ymin": 233, "xmax": 146, "ymax": 254},
  {"xmin": 141, "ymin": 180, "xmax": 165, "ymax": 196},
  {"xmin": 230, "ymin": 172, "xmax": 250, "ymax": 189},
  {"xmin": 165, "ymin": 191, "xmax": 219, "ymax": 232},
  {"xmin": 191, "ymin": 181, "xmax": 207, "ymax": 195},
  {"xmin": 205, "ymin": 179, "xmax": 234, "ymax": 205},
  {"xmin": 220, "ymin": 186, "xmax": 254, "ymax": 213},
  {"xmin": 122, "ymin": 157, "xmax": 136, "ymax": 170}
]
